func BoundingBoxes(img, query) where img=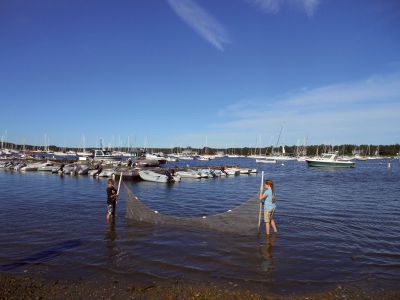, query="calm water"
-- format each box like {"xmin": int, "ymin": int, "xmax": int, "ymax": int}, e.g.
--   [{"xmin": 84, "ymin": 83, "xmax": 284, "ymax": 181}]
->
[{"xmin": 0, "ymin": 158, "xmax": 399, "ymax": 294}]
